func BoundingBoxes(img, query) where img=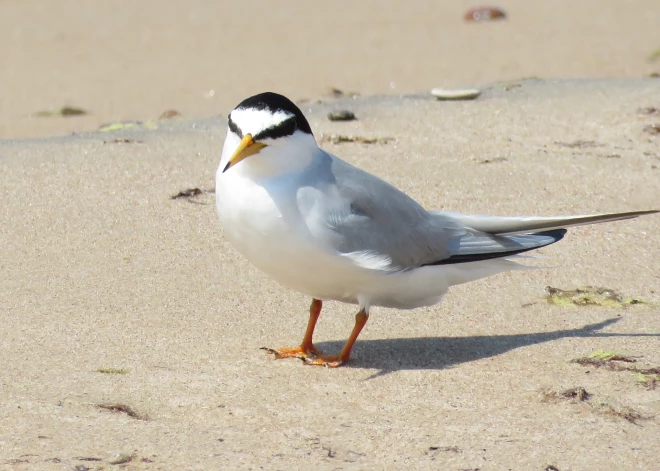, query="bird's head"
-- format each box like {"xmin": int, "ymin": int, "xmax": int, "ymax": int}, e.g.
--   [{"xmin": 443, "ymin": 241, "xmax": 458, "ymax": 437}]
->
[{"xmin": 220, "ymin": 92, "xmax": 317, "ymax": 176}]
